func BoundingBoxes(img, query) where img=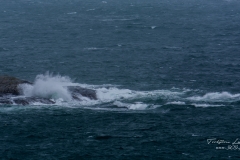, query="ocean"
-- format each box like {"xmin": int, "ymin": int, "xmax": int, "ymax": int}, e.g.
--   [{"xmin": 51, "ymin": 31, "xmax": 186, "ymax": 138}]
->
[{"xmin": 1, "ymin": 0, "xmax": 240, "ymax": 159}]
